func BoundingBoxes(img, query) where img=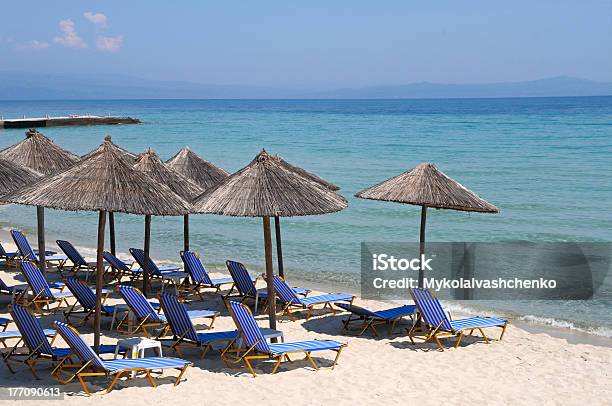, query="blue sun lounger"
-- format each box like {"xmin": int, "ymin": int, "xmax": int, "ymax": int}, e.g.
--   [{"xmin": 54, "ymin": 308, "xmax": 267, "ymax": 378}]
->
[
  {"xmin": 0, "ymin": 242, "xmax": 19, "ymax": 267},
  {"xmin": 3, "ymin": 304, "xmax": 118, "ymax": 378},
  {"xmin": 20, "ymin": 261, "xmax": 74, "ymax": 314},
  {"xmin": 0, "ymin": 316, "xmax": 55, "ymax": 349},
  {"xmin": 223, "ymin": 301, "xmax": 347, "ymax": 377},
  {"xmin": 159, "ymin": 291, "xmax": 242, "ymax": 358},
  {"xmin": 10, "ymin": 229, "xmax": 67, "ymax": 270},
  {"xmin": 117, "ymin": 285, "xmax": 218, "ymax": 336},
  {"xmin": 2, "ymin": 239, "xmax": 59, "ymax": 268},
  {"xmin": 335, "ymin": 303, "xmax": 416, "ymax": 336},
  {"xmin": 180, "ymin": 251, "xmax": 236, "ymax": 299},
  {"xmin": 129, "ymin": 248, "xmax": 186, "ymax": 290},
  {"xmin": 56, "ymin": 240, "xmax": 107, "ymax": 281},
  {"xmin": 273, "ymin": 275, "xmax": 354, "ymax": 320},
  {"xmin": 102, "ymin": 251, "xmax": 139, "ymax": 282},
  {"xmin": 0, "ymin": 327, "xmax": 55, "ymax": 349},
  {"xmin": 0, "ymin": 277, "xmax": 28, "ymax": 303},
  {"xmin": 225, "ymin": 260, "xmax": 309, "ymax": 311},
  {"xmin": 63, "ymin": 277, "xmax": 125, "ymax": 326},
  {"xmin": 53, "ymin": 321, "xmax": 192, "ymax": 396},
  {"xmin": 408, "ymin": 288, "xmax": 508, "ymax": 351}
]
